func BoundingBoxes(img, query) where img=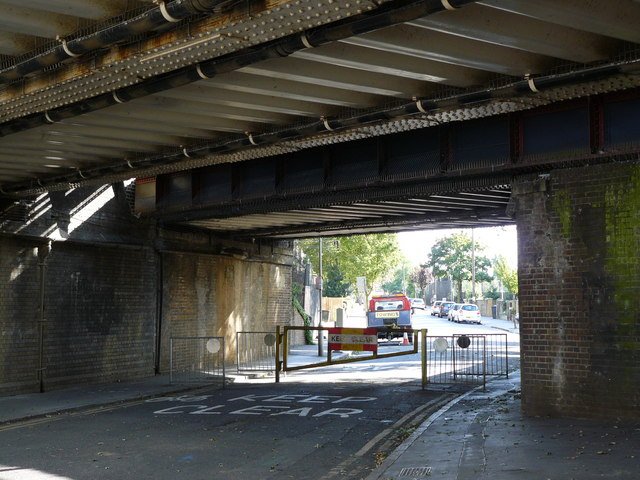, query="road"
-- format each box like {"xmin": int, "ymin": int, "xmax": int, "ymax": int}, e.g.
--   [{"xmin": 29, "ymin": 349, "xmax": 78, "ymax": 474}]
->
[{"xmin": 0, "ymin": 311, "xmax": 519, "ymax": 480}]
